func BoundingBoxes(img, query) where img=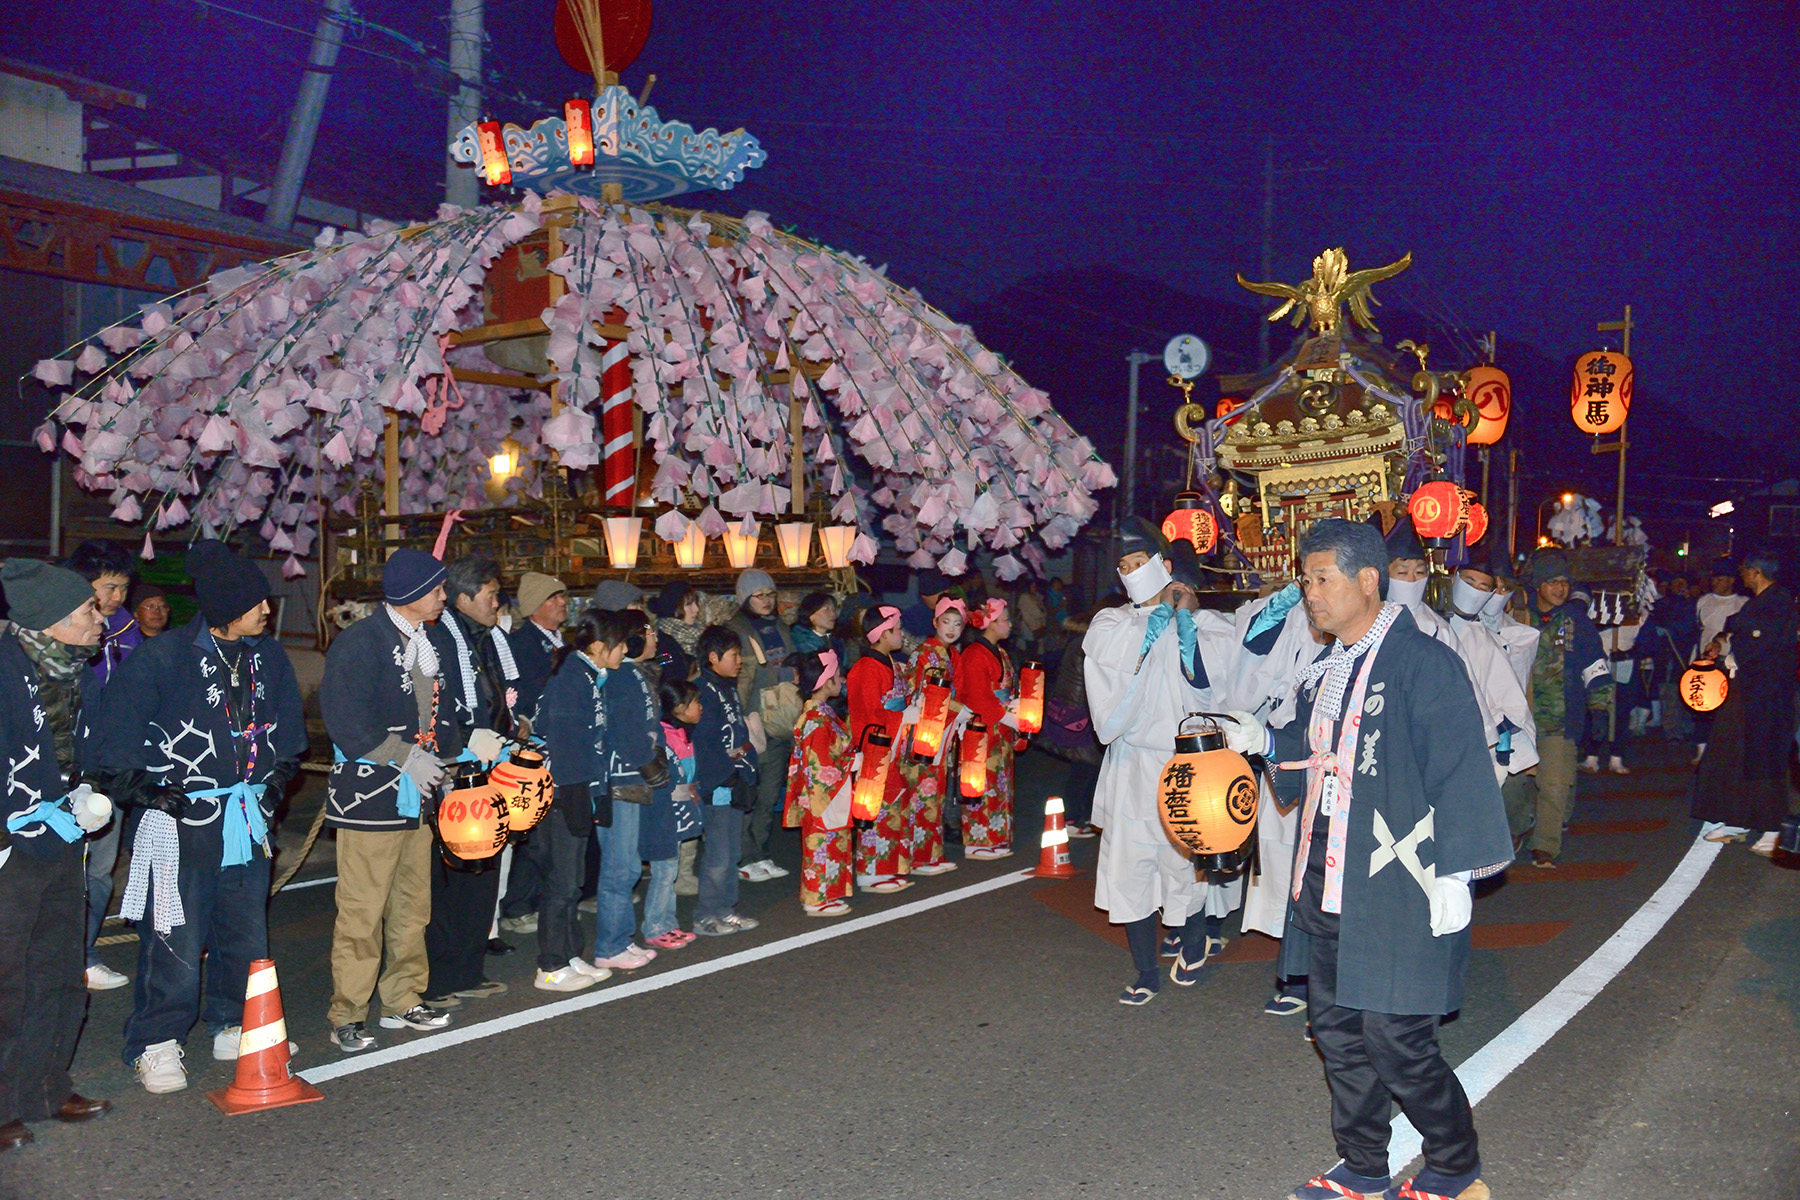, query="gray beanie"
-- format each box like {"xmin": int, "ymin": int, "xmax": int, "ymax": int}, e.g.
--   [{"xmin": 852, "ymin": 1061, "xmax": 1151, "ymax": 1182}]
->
[
  {"xmin": 735, "ymin": 568, "xmax": 776, "ymax": 603},
  {"xmin": 591, "ymin": 579, "xmax": 644, "ymax": 612},
  {"xmin": 2, "ymin": 559, "xmax": 95, "ymax": 631},
  {"xmin": 1527, "ymin": 550, "xmax": 1571, "ymax": 588}
]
